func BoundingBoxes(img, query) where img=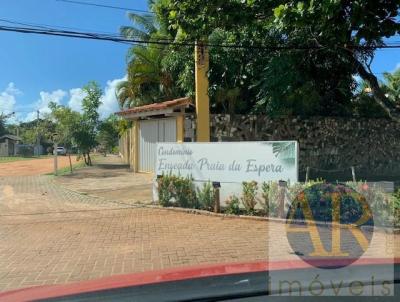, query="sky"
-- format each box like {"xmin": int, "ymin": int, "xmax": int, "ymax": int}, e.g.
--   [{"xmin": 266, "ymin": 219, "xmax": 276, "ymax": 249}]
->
[
  {"xmin": 0, "ymin": 0, "xmax": 149, "ymax": 123},
  {"xmin": 0, "ymin": 0, "xmax": 400, "ymax": 124}
]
